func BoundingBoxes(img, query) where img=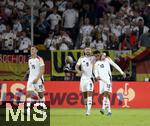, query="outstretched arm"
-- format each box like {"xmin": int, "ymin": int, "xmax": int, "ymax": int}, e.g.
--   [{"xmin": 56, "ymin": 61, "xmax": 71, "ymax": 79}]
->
[{"xmin": 106, "ymin": 57, "xmax": 126, "ymax": 78}]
